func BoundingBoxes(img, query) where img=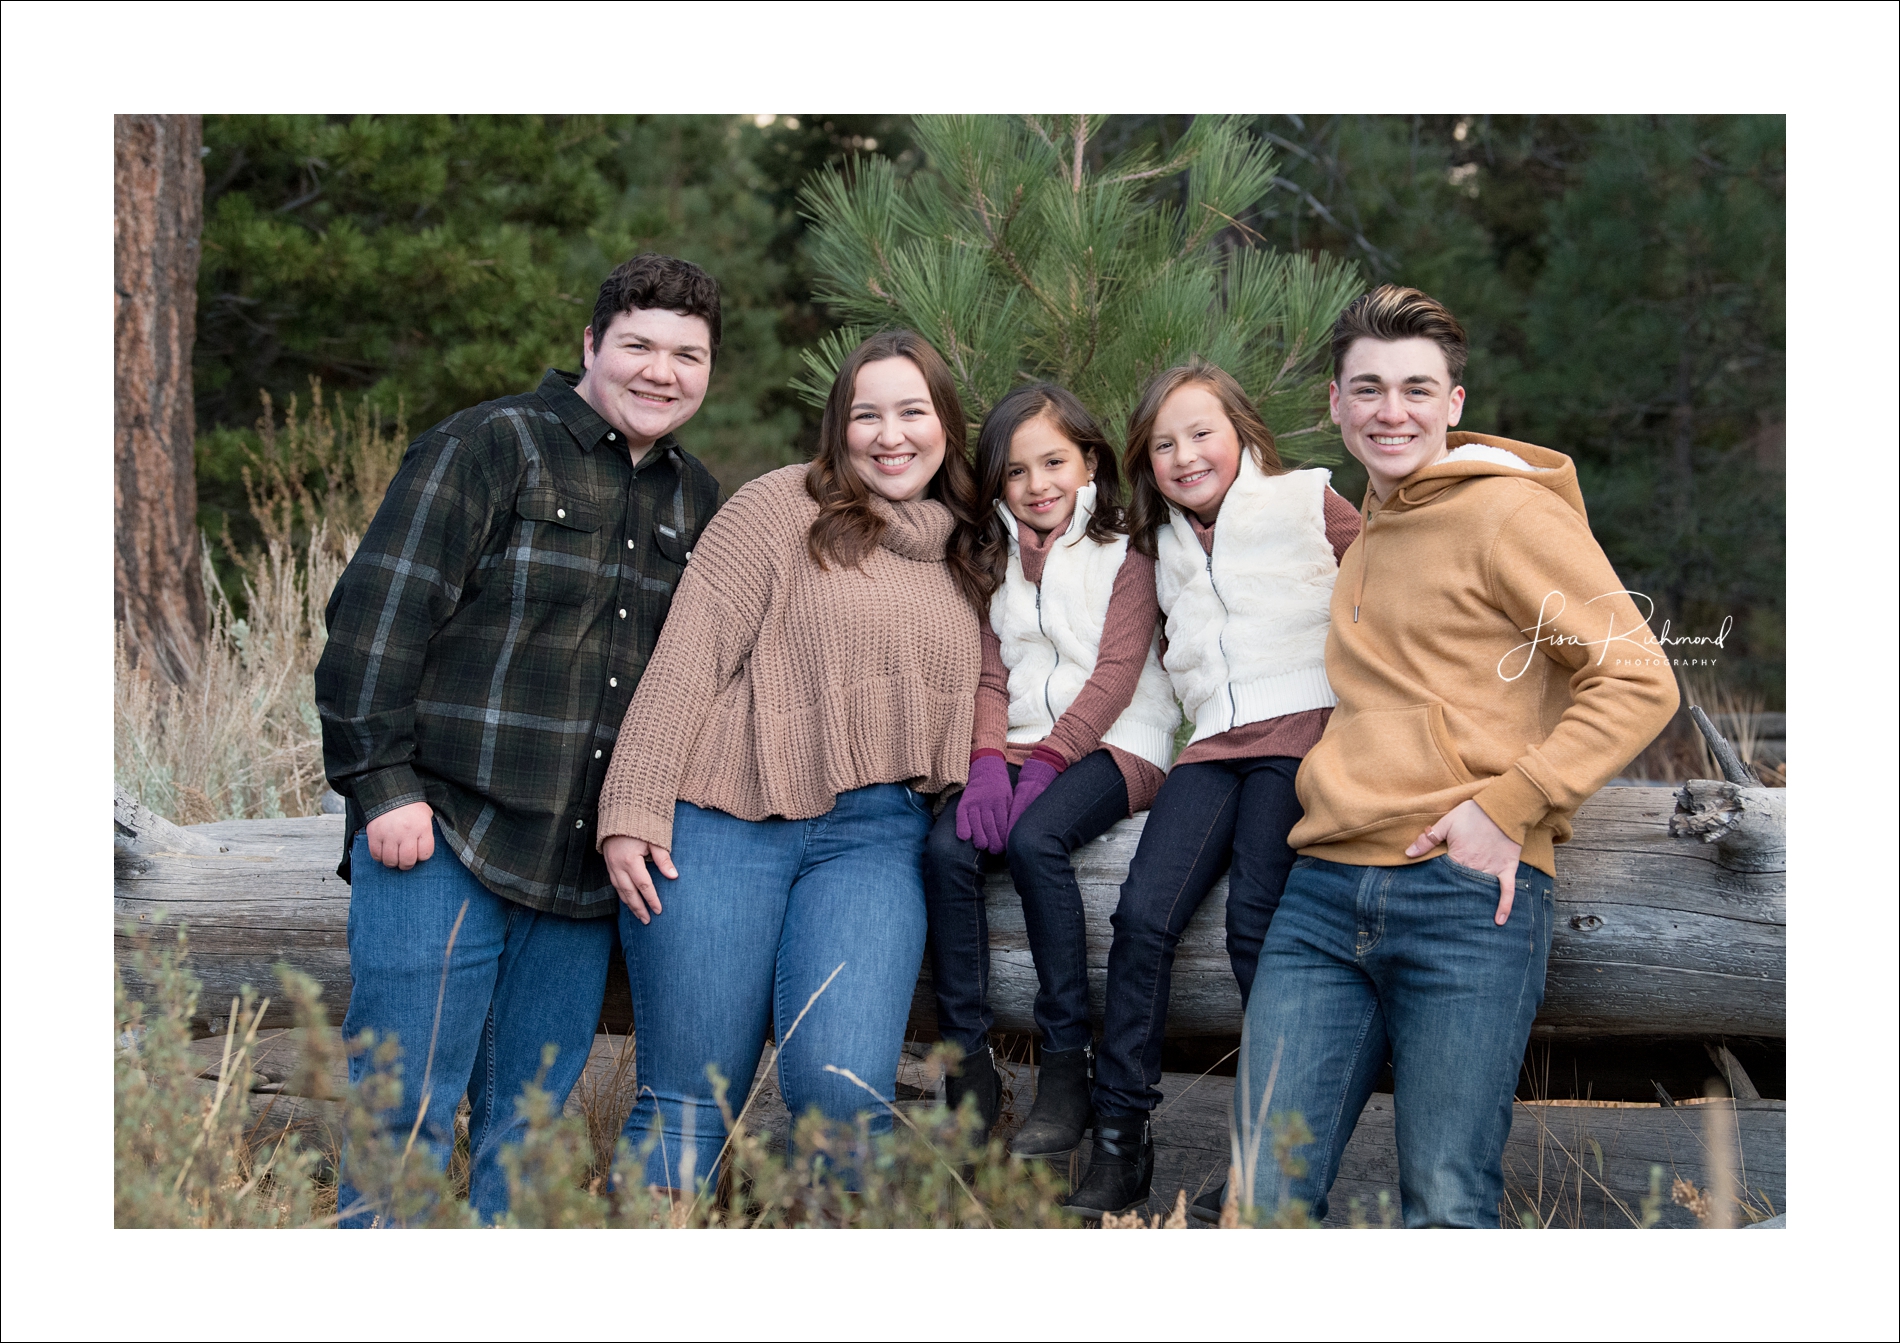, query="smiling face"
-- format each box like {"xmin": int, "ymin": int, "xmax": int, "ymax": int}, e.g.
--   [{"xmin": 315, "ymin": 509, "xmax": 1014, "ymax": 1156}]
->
[
  {"xmin": 1329, "ymin": 335, "xmax": 1467, "ymax": 500},
  {"xmin": 1147, "ymin": 383, "xmax": 1244, "ymax": 525},
  {"xmin": 575, "ymin": 306, "xmax": 712, "ymax": 454},
  {"xmin": 844, "ymin": 357, "xmax": 948, "ymax": 502},
  {"xmin": 1003, "ymin": 414, "xmax": 1096, "ymax": 535}
]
